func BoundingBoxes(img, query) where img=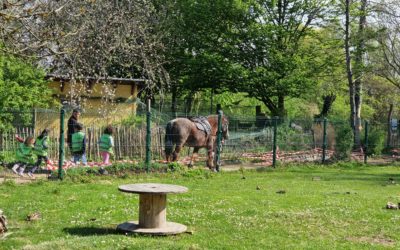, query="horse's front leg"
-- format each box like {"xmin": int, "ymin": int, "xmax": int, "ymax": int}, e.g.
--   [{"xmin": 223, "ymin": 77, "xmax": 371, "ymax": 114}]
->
[{"xmin": 206, "ymin": 146, "xmax": 215, "ymax": 171}]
